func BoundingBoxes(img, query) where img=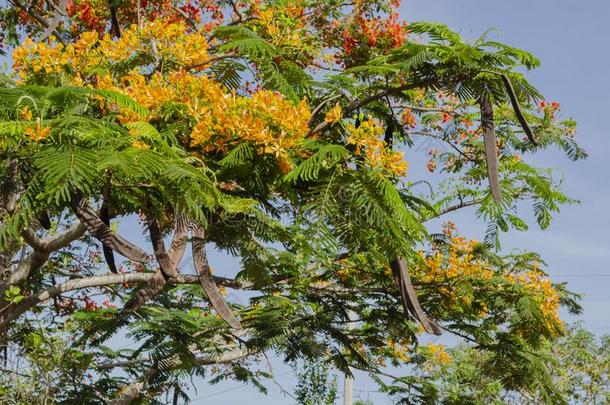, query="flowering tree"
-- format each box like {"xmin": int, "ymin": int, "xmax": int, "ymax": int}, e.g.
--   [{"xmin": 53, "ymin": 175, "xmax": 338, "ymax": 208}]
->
[
  {"xmin": 0, "ymin": 0, "xmax": 585, "ymax": 402},
  {"xmin": 377, "ymin": 324, "xmax": 610, "ymax": 404}
]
